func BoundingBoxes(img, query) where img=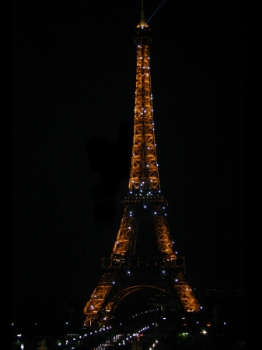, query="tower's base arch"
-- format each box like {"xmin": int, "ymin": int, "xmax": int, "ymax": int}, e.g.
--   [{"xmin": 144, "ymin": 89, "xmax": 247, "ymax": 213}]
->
[{"xmin": 84, "ymin": 266, "xmax": 200, "ymax": 327}]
